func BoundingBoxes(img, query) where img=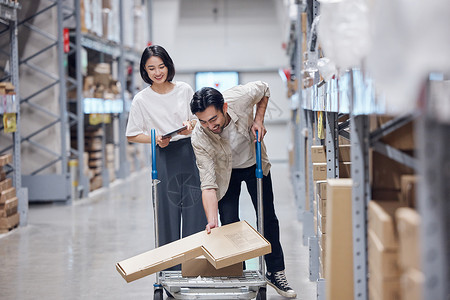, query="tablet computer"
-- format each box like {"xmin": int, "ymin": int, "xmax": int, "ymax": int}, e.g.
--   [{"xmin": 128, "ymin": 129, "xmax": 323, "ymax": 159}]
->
[{"xmin": 162, "ymin": 125, "xmax": 188, "ymax": 139}]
